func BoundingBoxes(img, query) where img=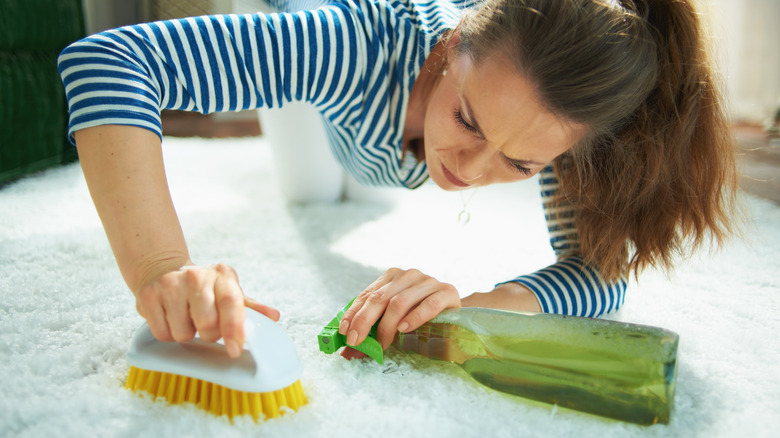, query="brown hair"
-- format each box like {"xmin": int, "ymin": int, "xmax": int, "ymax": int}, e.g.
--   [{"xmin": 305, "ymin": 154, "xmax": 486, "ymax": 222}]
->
[{"xmin": 456, "ymin": 0, "xmax": 739, "ymax": 282}]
